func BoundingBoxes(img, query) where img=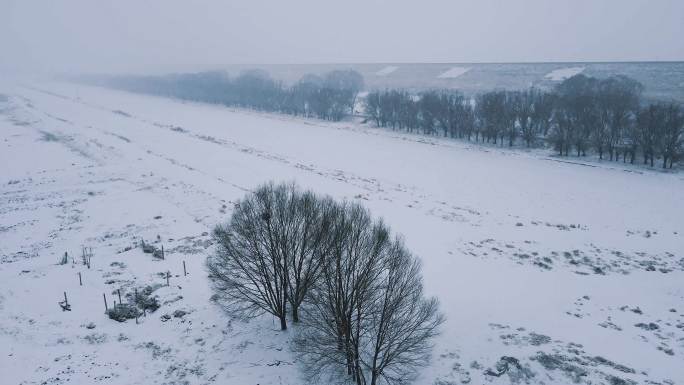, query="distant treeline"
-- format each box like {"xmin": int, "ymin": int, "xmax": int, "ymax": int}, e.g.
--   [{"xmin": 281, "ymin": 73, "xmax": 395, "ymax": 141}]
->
[
  {"xmin": 99, "ymin": 69, "xmax": 363, "ymax": 122},
  {"xmin": 93, "ymin": 70, "xmax": 683, "ymax": 168},
  {"xmin": 366, "ymin": 75, "xmax": 684, "ymax": 168}
]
